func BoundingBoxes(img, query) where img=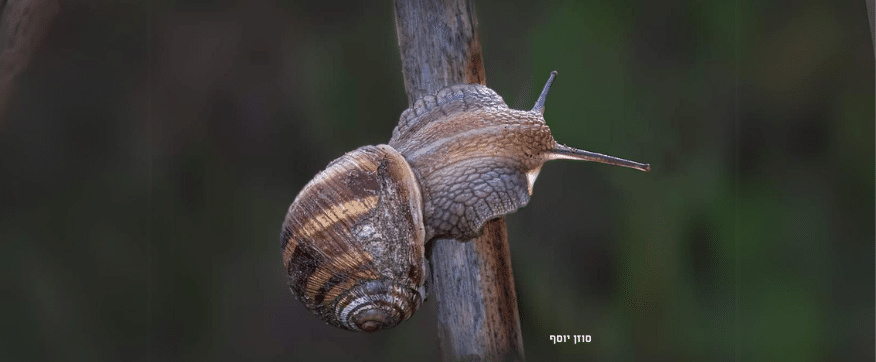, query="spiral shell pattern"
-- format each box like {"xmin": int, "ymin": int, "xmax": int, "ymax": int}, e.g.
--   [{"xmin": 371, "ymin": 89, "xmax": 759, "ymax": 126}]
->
[{"xmin": 281, "ymin": 145, "xmax": 426, "ymax": 332}]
